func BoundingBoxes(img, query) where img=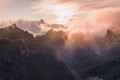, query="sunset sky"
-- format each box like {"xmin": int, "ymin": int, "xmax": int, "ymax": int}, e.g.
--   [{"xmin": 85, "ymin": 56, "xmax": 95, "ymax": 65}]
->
[{"xmin": 1, "ymin": 0, "xmax": 120, "ymax": 24}]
